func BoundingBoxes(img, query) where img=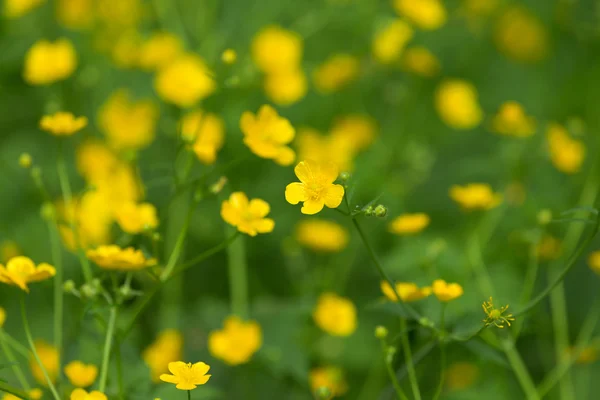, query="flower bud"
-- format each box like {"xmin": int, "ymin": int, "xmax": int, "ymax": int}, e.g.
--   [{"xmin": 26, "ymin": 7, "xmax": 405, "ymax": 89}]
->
[
  {"xmin": 210, "ymin": 176, "xmax": 228, "ymax": 195},
  {"xmin": 537, "ymin": 209, "xmax": 552, "ymax": 226},
  {"xmin": 221, "ymin": 49, "xmax": 237, "ymax": 64},
  {"xmin": 151, "ymin": 232, "xmax": 162, "ymax": 242},
  {"xmin": 363, "ymin": 205, "xmax": 375, "ymax": 217},
  {"xmin": 339, "ymin": 171, "xmax": 351, "ymax": 183},
  {"xmin": 19, "ymin": 153, "xmax": 32, "ymax": 168},
  {"xmin": 63, "ymin": 280, "xmax": 76, "ymax": 293},
  {"xmin": 374, "ymin": 204, "xmax": 388, "ymax": 218},
  {"xmin": 315, "ymin": 386, "xmax": 332, "ymax": 400},
  {"xmin": 375, "ymin": 325, "xmax": 388, "ymax": 339},
  {"xmin": 385, "ymin": 346, "xmax": 397, "ymax": 364},
  {"xmin": 418, "ymin": 317, "xmax": 435, "ymax": 328},
  {"xmin": 80, "ymin": 283, "xmax": 98, "ymax": 299},
  {"xmin": 118, "ymin": 285, "xmax": 133, "ymax": 300},
  {"xmin": 40, "ymin": 202, "xmax": 56, "ymax": 222}
]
